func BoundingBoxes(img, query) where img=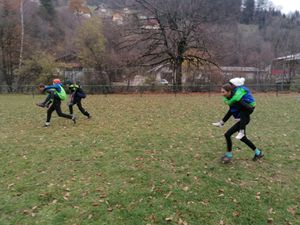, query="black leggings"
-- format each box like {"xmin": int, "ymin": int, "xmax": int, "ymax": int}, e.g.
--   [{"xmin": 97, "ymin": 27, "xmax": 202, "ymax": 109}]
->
[
  {"xmin": 69, "ymin": 99, "xmax": 90, "ymax": 117},
  {"xmin": 224, "ymin": 120, "xmax": 256, "ymax": 152},
  {"xmin": 239, "ymin": 107, "xmax": 254, "ymax": 131},
  {"xmin": 47, "ymin": 97, "xmax": 72, "ymax": 122}
]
